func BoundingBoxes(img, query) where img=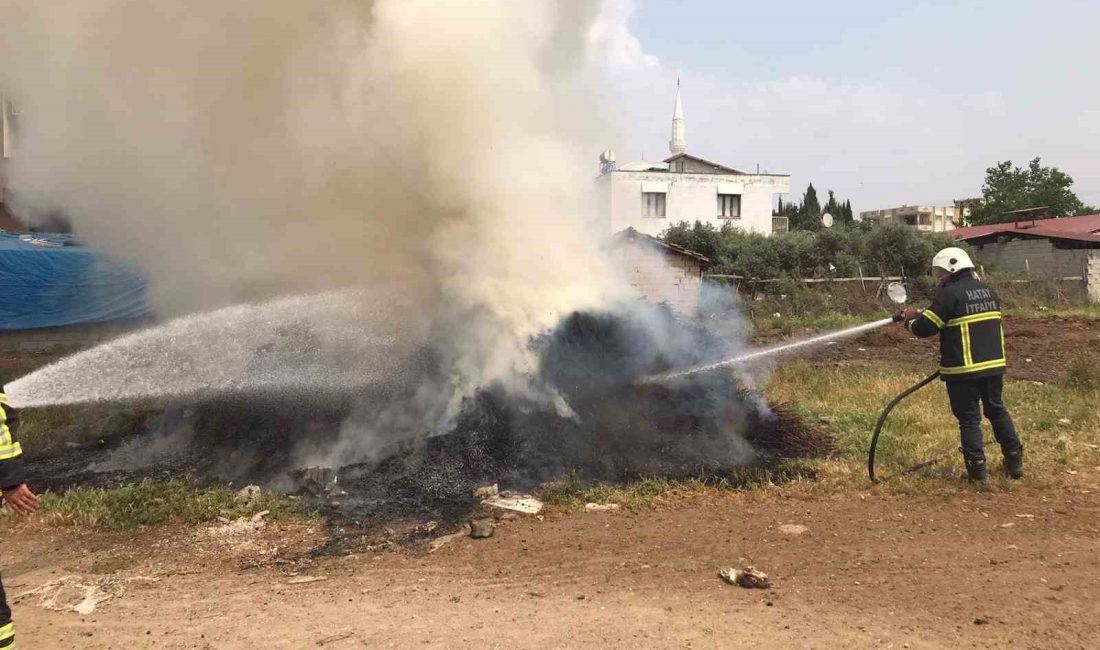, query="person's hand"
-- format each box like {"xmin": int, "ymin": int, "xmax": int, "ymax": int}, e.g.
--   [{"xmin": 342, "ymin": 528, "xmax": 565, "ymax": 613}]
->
[
  {"xmin": 900, "ymin": 307, "xmax": 919, "ymax": 321},
  {"xmin": 2, "ymin": 484, "xmax": 40, "ymax": 514}
]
